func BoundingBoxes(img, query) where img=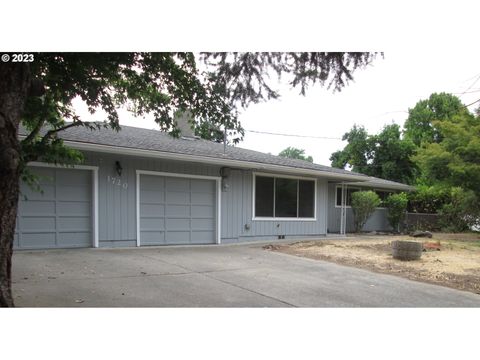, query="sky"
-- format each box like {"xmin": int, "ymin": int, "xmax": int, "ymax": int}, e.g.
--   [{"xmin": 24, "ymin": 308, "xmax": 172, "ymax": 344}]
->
[{"xmin": 73, "ymin": 50, "xmax": 480, "ymax": 166}]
